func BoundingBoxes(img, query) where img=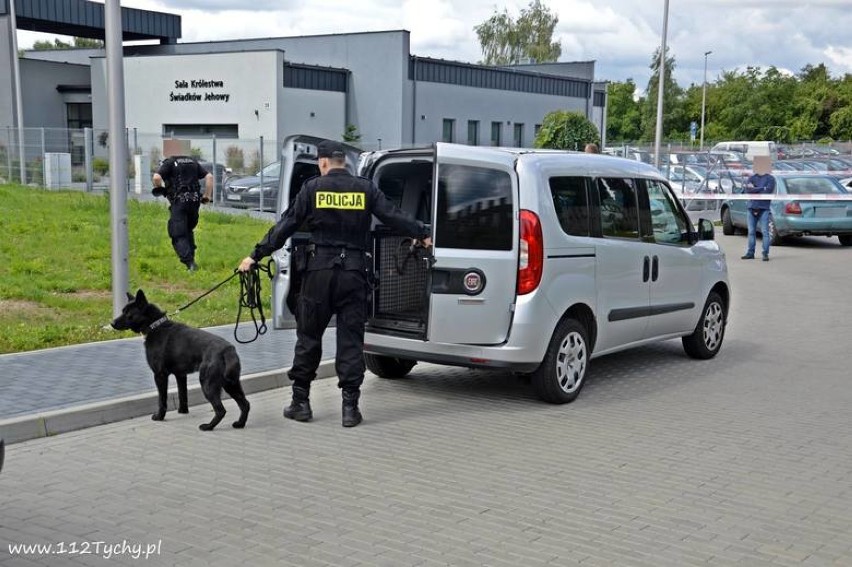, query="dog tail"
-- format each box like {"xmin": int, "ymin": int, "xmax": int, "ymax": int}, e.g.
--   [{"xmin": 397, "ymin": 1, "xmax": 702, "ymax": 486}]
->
[{"xmin": 223, "ymin": 346, "xmax": 241, "ymax": 383}]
